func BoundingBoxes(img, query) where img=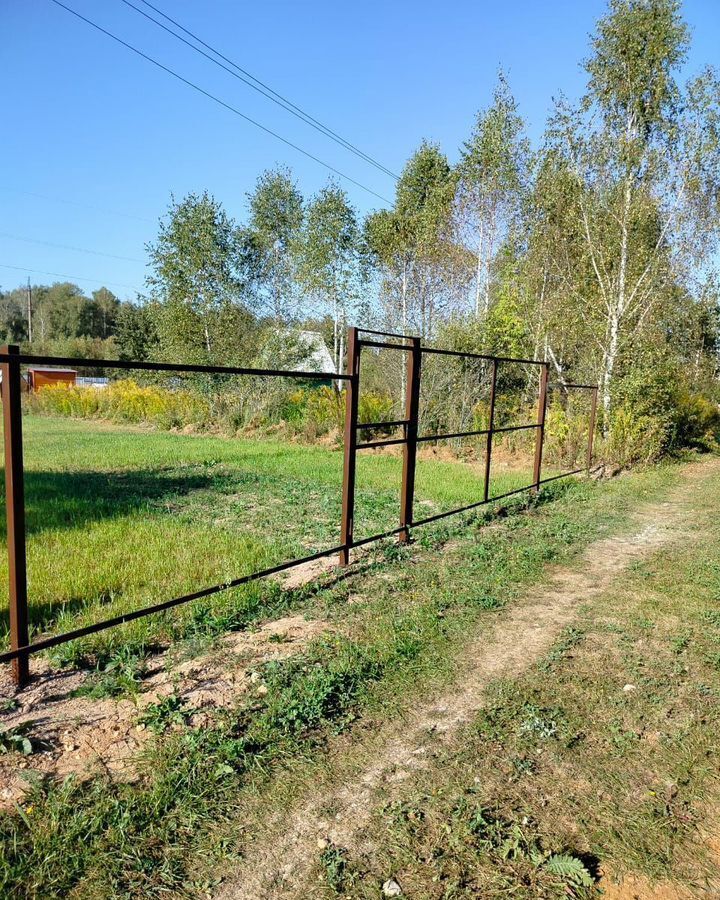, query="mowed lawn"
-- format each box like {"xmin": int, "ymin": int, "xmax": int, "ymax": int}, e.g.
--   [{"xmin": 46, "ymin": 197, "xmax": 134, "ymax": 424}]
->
[{"xmin": 0, "ymin": 416, "xmax": 540, "ymax": 663}]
